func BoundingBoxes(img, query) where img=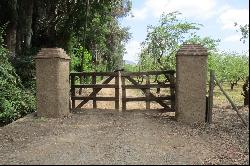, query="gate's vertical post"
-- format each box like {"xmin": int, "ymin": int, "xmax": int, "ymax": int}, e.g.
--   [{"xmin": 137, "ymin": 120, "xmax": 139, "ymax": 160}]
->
[
  {"xmin": 118, "ymin": 71, "xmax": 122, "ymax": 112},
  {"xmin": 71, "ymin": 75, "xmax": 76, "ymax": 109},
  {"xmin": 169, "ymin": 73, "xmax": 175, "ymax": 111},
  {"xmin": 92, "ymin": 74, "xmax": 97, "ymax": 109},
  {"xmin": 35, "ymin": 48, "xmax": 71, "ymax": 118},
  {"xmin": 146, "ymin": 74, "xmax": 150, "ymax": 109},
  {"xmin": 122, "ymin": 76, "xmax": 126, "ymax": 111},
  {"xmin": 115, "ymin": 72, "xmax": 120, "ymax": 110},
  {"xmin": 175, "ymin": 44, "xmax": 208, "ymax": 124}
]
